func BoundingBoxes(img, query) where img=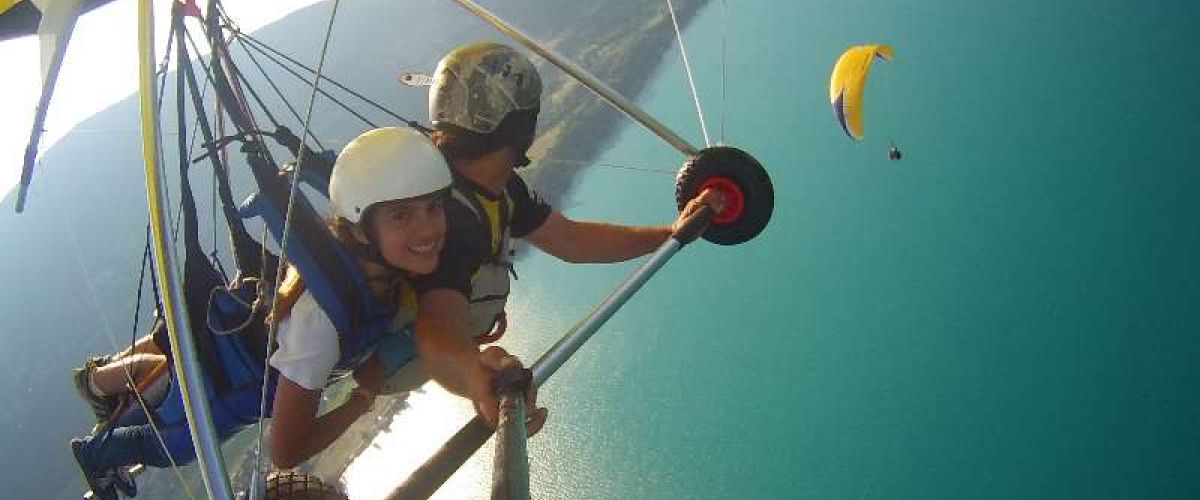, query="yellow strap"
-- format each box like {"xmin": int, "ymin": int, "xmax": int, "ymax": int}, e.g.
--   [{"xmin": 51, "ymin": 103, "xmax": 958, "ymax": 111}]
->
[
  {"xmin": 399, "ymin": 281, "xmax": 418, "ymax": 312},
  {"xmin": 0, "ymin": 1, "xmax": 25, "ymax": 16},
  {"xmin": 475, "ymin": 192, "xmax": 504, "ymax": 255}
]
